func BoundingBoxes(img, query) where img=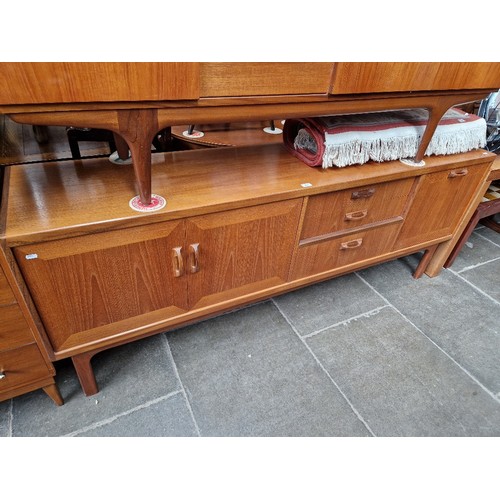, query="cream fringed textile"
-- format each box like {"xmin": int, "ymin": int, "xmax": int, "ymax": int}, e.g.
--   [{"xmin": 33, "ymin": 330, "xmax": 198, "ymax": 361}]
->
[{"xmin": 283, "ymin": 108, "xmax": 487, "ymax": 168}]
